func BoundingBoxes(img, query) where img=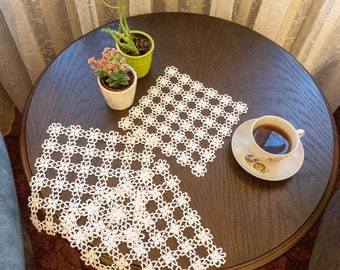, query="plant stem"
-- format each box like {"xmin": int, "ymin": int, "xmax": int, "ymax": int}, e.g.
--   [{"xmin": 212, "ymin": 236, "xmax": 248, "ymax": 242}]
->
[{"xmin": 100, "ymin": 0, "xmax": 140, "ymax": 56}]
